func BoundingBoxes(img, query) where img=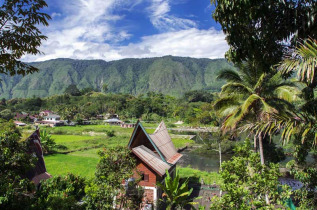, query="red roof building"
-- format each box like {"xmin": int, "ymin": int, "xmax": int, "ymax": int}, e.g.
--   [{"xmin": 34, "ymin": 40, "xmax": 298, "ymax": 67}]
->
[{"xmin": 128, "ymin": 121, "xmax": 182, "ymax": 207}]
